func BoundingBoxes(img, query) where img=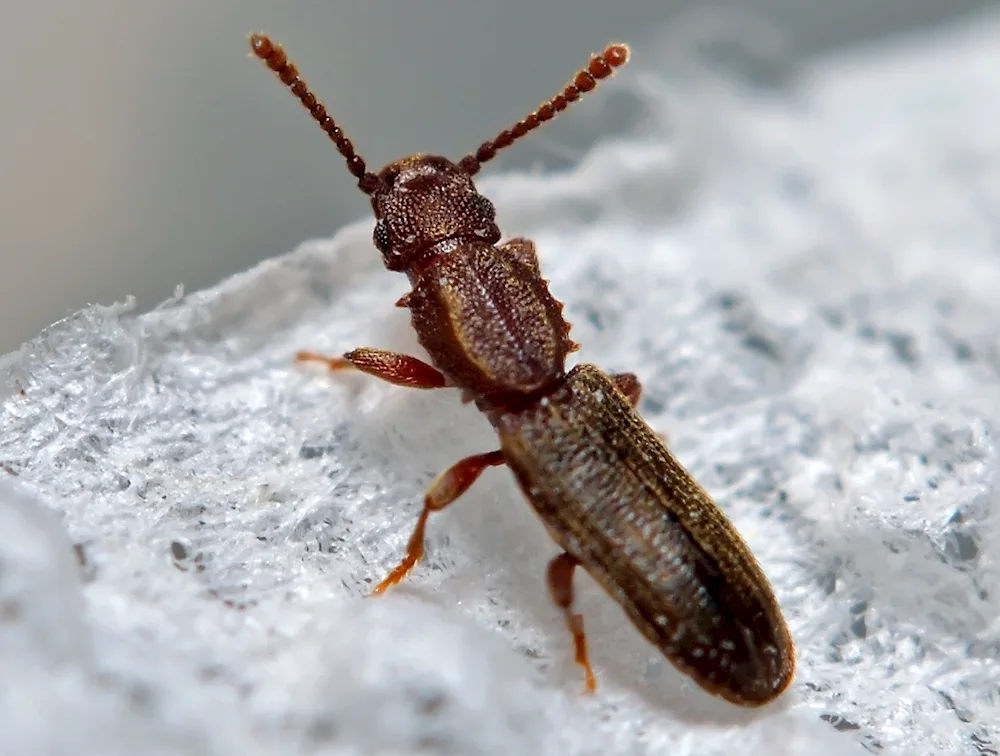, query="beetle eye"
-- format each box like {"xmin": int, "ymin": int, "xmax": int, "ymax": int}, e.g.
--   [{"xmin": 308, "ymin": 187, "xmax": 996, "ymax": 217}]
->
[
  {"xmin": 373, "ymin": 222, "xmax": 390, "ymax": 253},
  {"xmin": 476, "ymin": 195, "xmax": 496, "ymax": 220}
]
